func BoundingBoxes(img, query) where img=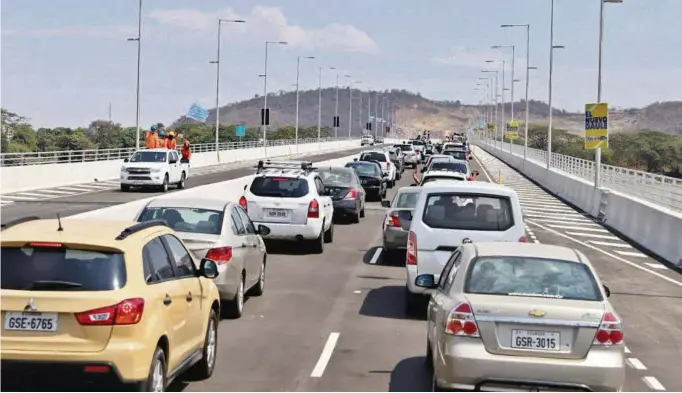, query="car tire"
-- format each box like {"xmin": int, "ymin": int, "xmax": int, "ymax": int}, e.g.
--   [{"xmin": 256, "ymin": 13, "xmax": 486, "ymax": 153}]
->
[
  {"xmin": 137, "ymin": 346, "xmax": 166, "ymax": 392},
  {"xmin": 310, "ymin": 228, "xmax": 324, "ymax": 254},
  {"xmin": 382, "ymin": 189, "xmax": 387, "ymax": 199},
  {"xmin": 160, "ymin": 174, "xmax": 169, "ymax": 193},
  {"xmin": 360, "ymin": 206, "xmax": 365, "ymax": 218},
  {"xmin": 387, "ymin": 180, "xmax": 393, "ymax": 189},
  {"xmin": 351, "ymin": 210, "xmax": 360, "ymax": 224},
  {"xmin": 188, "ymin": 309, "xmax": 218, "ymax": 380},
  {"xmin": 324, "ymin": 219, "xmax": 334, "ymax": 243},
  {"xmin": 120, "ymin": 184, "xmax": 130, "ymax": 192},
  {"xmin": 391, "ymin": 179, "xmax": 396, "ymax": 187},
  {"xmin": 250, "ymin": 257, "xmax": 266, "ymax": 296},
  {"xmin": 222, "ymin": 276, "xmax": 244, "ymax": 319},
  {"xmin": 396, "ymin": 172, "xmax": 401, "ymax": 180},
  {"xmin": 177, "ymin": 172, "xmax": 186, "ymax": 189},
  {"xmin": 425, "ymin": 339, "xmax": 434, "ymax": 371}
]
